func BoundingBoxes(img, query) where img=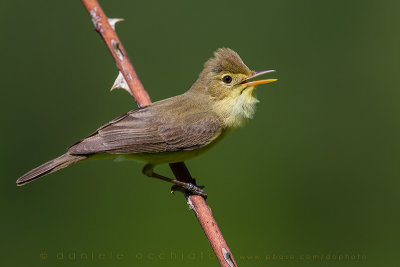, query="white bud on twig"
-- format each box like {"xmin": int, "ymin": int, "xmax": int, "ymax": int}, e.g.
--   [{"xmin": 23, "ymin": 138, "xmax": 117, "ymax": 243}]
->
[
  {"xmin": 110, "ymin": 71, "xmax": 132, "ymax": 95},
  {"xmin": 108, "ymin": 18, "xmax": 124, "ymax": 30}
]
